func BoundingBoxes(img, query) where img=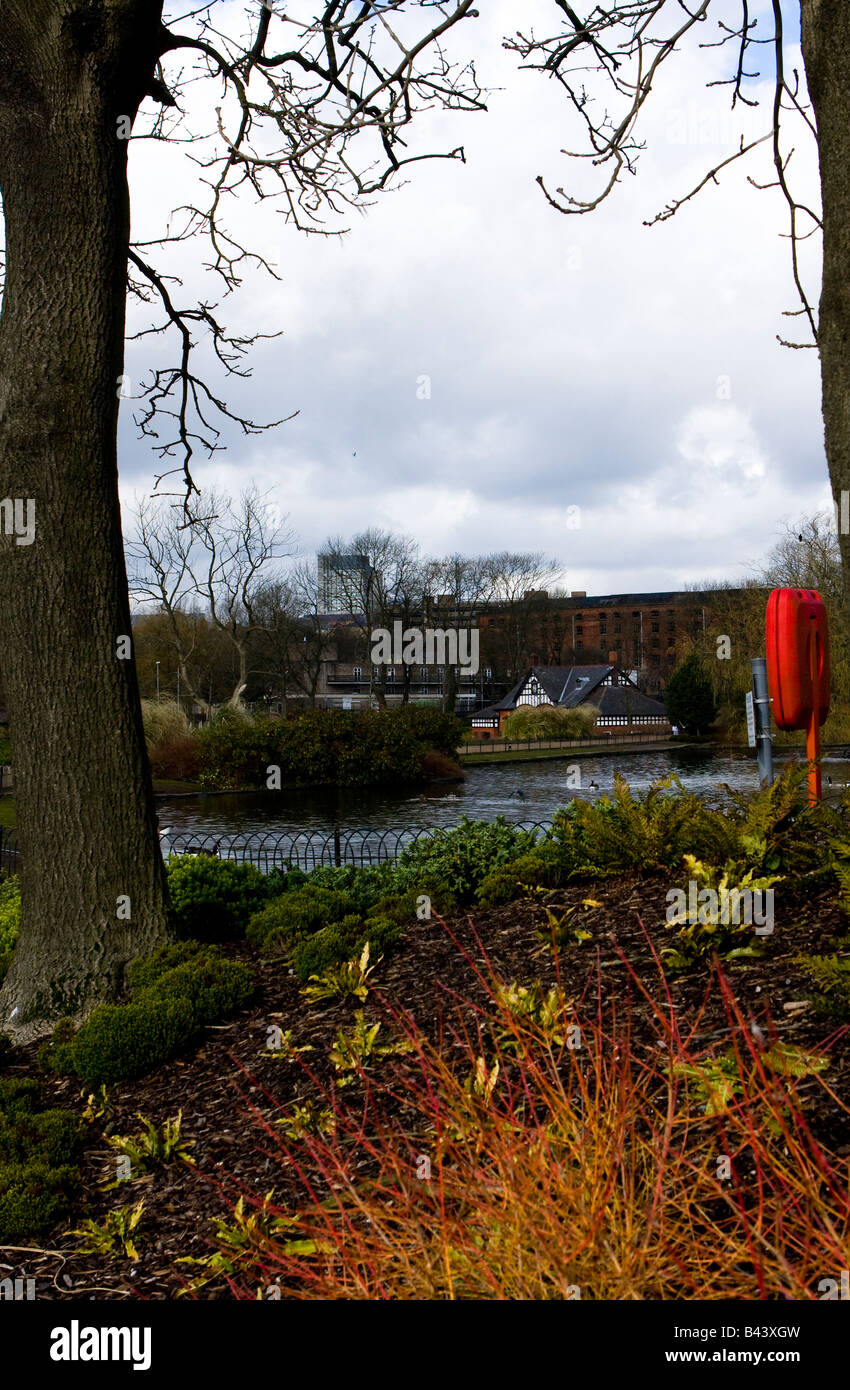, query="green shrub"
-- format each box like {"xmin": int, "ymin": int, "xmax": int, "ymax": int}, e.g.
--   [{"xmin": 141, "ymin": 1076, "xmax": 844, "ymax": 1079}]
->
[
  {"xmin": 196, "ymin": 706, "xmax": 464, "ymax": 791},
  {"xmin": 127, "ymin": 940, "xmax": 209, "ymax": 992},
  {"xmin": 0, "ymin": 1077, "xmax": 40, "ymax": 1116},
  {"xmin": 246, "ymin": 887, "xmax": 353, "ymax": 951},
  {"xmin": 167, "ymin": 853, "xmax": 272, "ymax": 941},
  {"xmin": 477, "ymin": 845, "xmax": 569, "ymax": 908},
  {"xmin": 0, "ymin": 874, "xmax": 21, "ymax": 956},
  {"xmin": 0, "ymin": 1080, "xmax": 83, "ymax": 1240},
  {"xmin": 265, "ymin": 865, "xmax": 310, "ymax": 896},
  {"xmin": 305, "ymin": 863, "xmax": 394, "ymax": 913},
  {"xmin": 397, "ymin": 818, "xmax": 538, "ymax": 903},
  {"xmin": 0, "ymin": 1108, "xmax": 80, "ymax": 1167},
  {"xmin": 291, "ymin": 913, "xmax": 402, "ymax": 982},
  {"xmin": 42, "ymin": 942, "xmax": 255, "ymax": 1087},
  {"xmin": 37, "ymin": 1019, "xmax": 78, "ymax": 1077},
  {"xmin": 138, "ymin": 955, "xmax": 254, "ymax": 1025},
  {"xmin": 72, "ymin": 997, "xmax": 196, "ymax": 1088},
  {"xmin": 0, "ymin": 1161, "xmax": 81, "ymax": 1241}
]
